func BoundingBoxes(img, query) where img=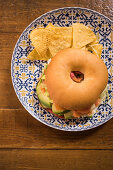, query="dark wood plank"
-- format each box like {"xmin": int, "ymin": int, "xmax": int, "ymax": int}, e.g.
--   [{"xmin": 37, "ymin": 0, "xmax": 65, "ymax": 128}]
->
[
  {"xmin": 0, "ymin": 109, "xmax": 113, "ymax": 149},
  {"xmin": 0, "ymin": 0, "xmax": 112, "ymax": 33},
  {"xmin": 0, "ymin": 149, "xmax": 113, "ymax": 170}
]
